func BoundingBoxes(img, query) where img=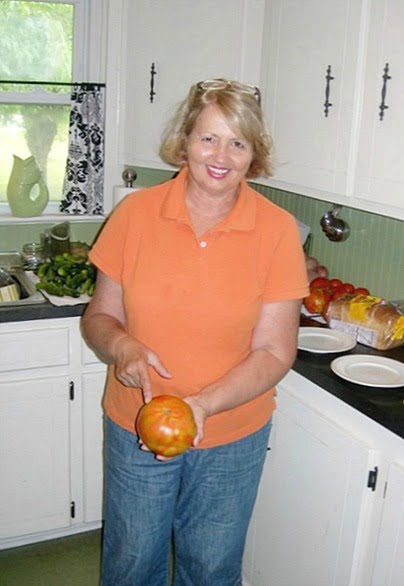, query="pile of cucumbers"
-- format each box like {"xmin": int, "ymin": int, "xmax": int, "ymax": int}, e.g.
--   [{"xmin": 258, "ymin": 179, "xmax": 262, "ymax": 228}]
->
[{"xmin": 34, "ymin": 253, "xmax": 97, "ymax": 298}]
